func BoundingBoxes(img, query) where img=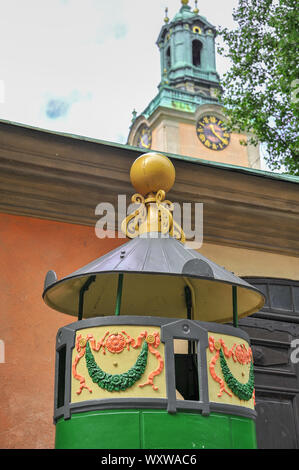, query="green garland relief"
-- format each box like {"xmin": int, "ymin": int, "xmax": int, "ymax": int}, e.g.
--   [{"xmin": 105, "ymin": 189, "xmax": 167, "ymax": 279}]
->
[
  {"xmin": 85, "ymin": 340, "xmax": 148, "ymax": 392},
  {"xmin": 219, "ymin": 349, "xmax": 254, "ymax": 401}
]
